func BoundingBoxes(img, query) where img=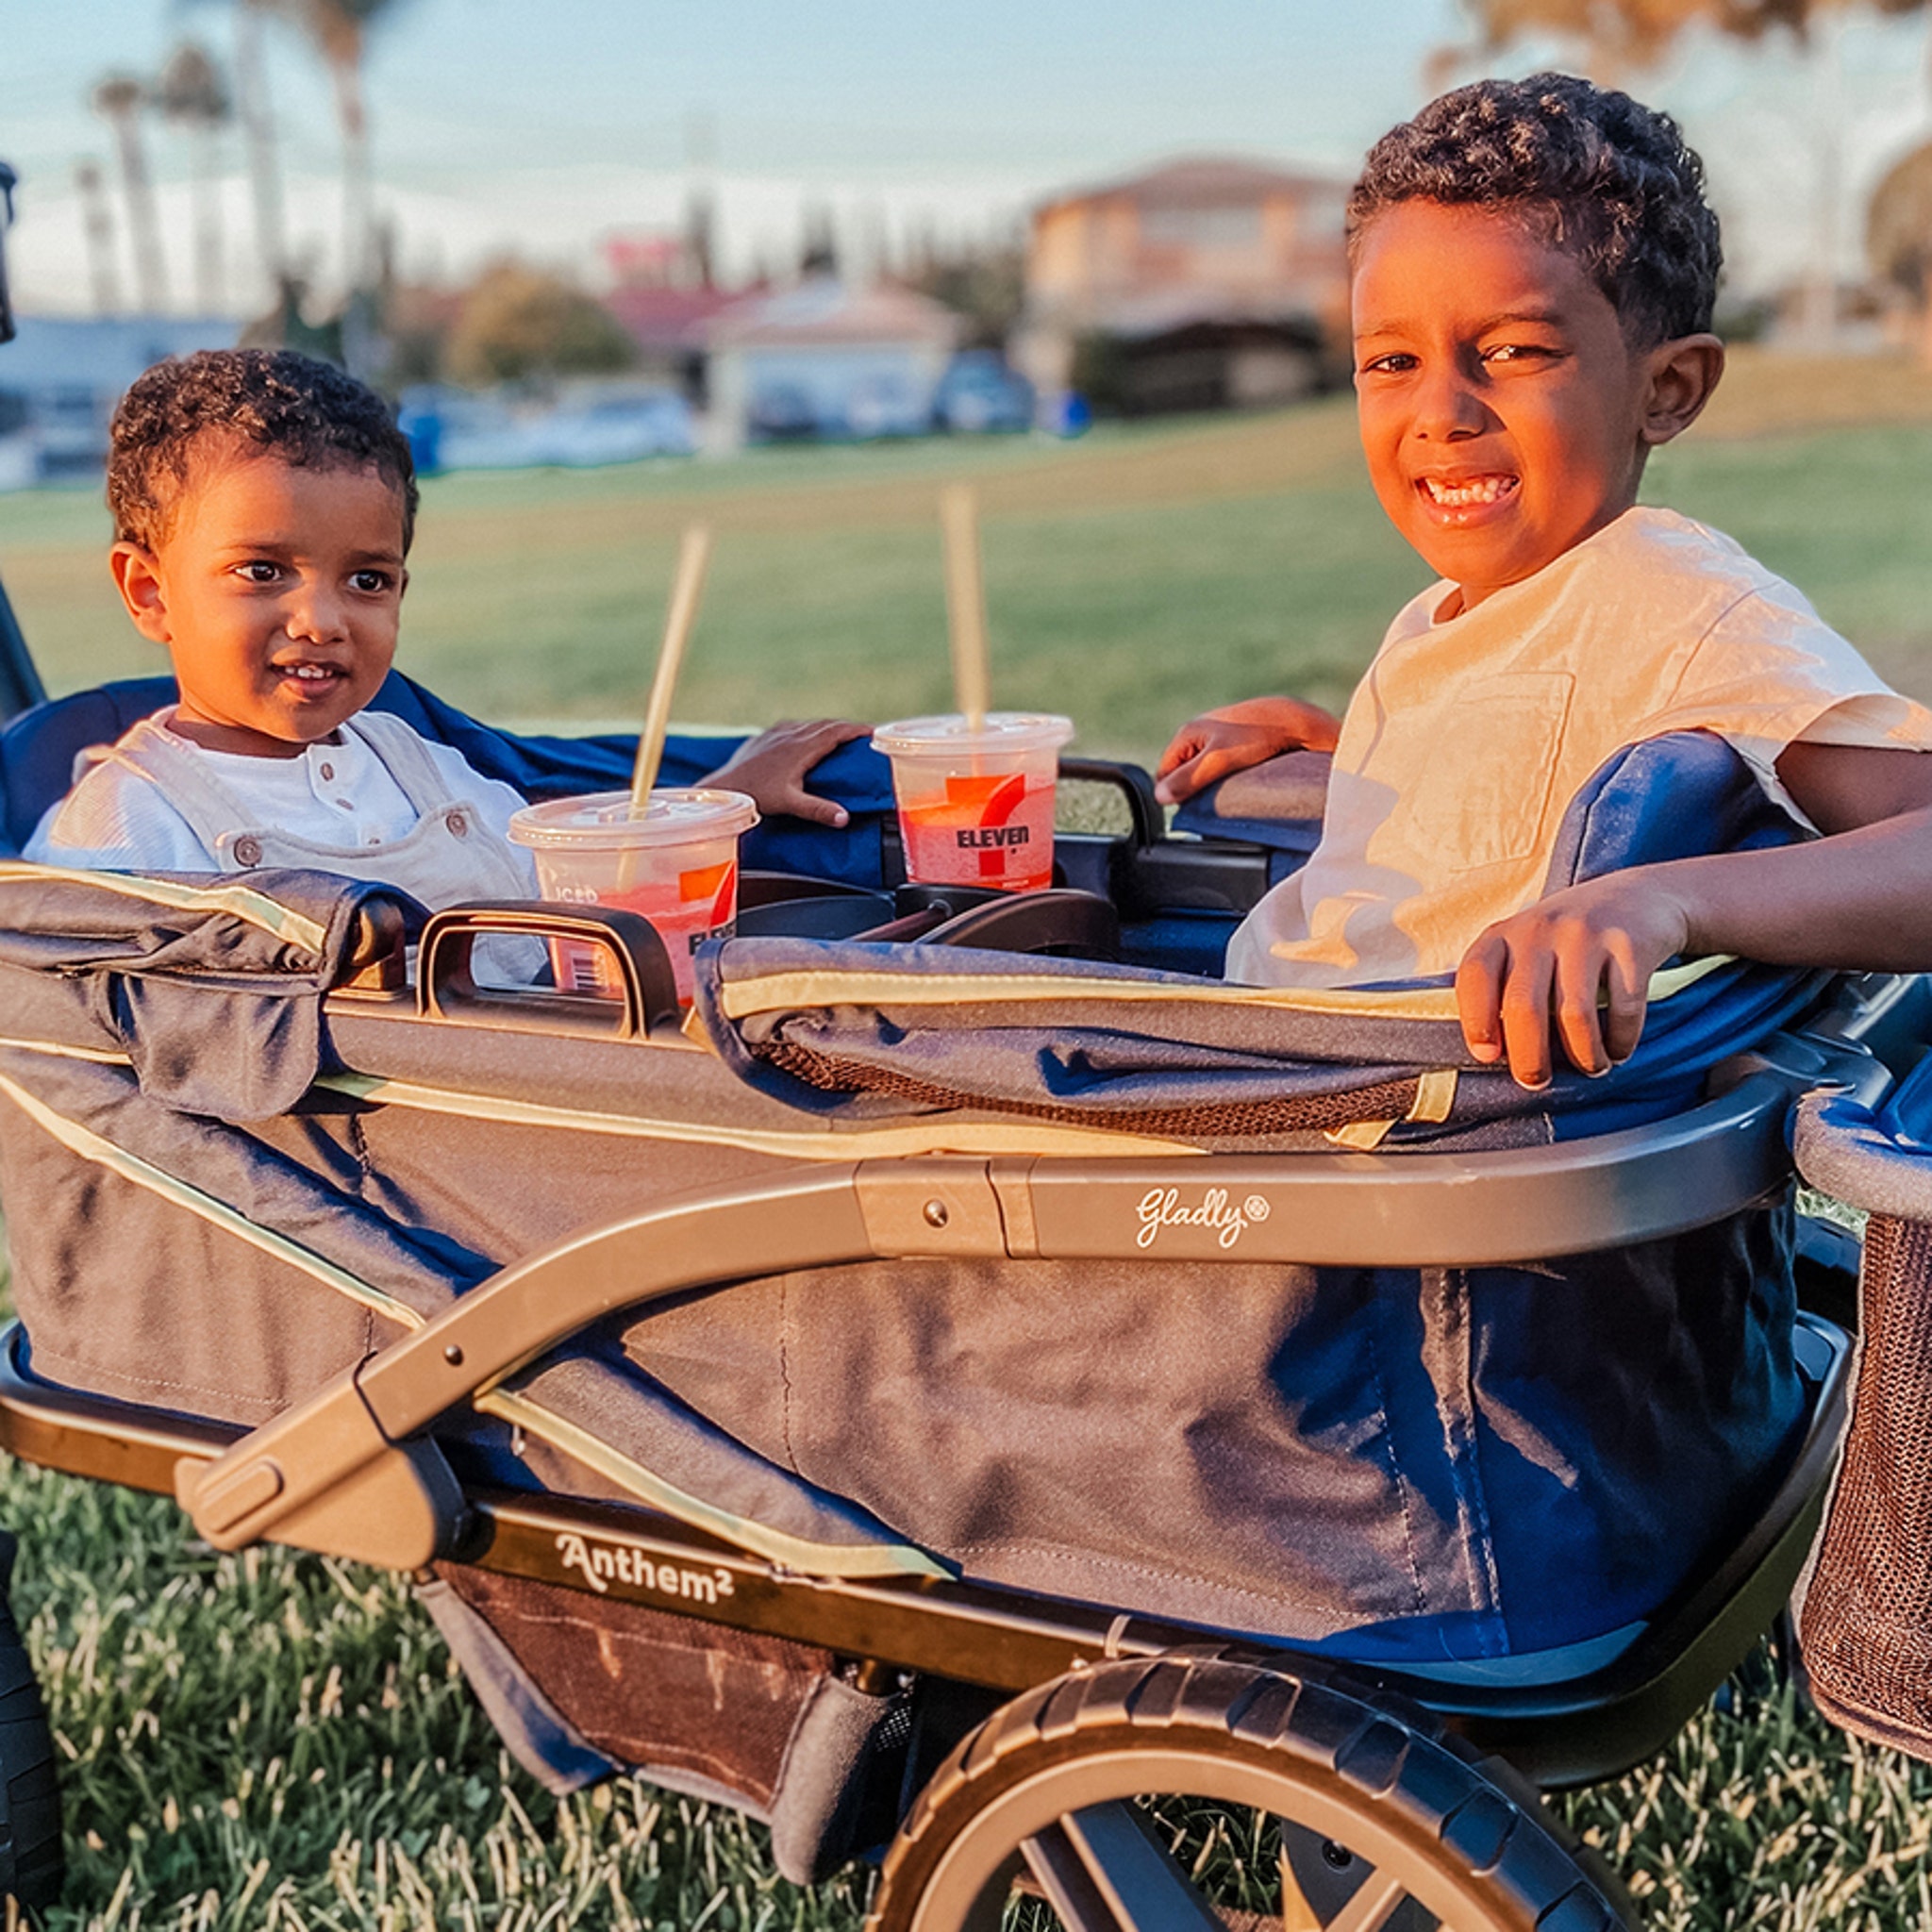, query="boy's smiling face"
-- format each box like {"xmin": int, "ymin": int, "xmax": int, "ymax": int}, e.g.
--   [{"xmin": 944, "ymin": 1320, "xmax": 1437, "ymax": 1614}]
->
[
  {"xmin": 111, "ymin": 443, "xmax": 408, "ymax": 758},
  {"xmin": 1351, "ymin": 200, "xmax": 1719, "ymax": 614}
]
